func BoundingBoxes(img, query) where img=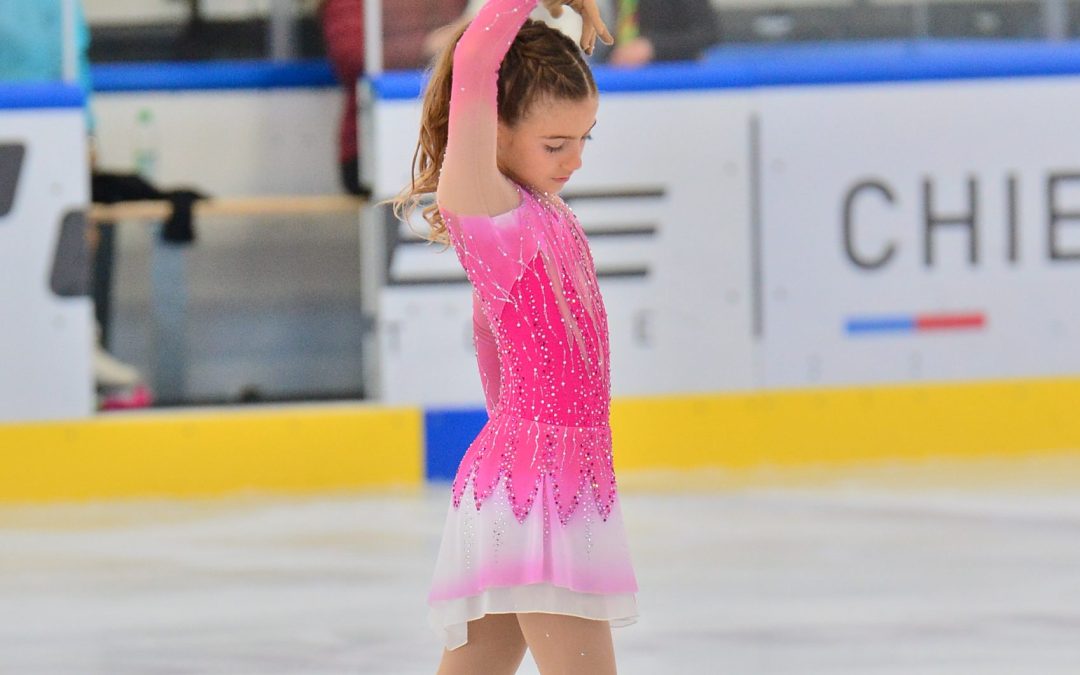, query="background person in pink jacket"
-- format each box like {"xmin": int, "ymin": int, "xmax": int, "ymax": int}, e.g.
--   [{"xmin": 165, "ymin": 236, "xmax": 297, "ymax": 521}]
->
[{"xmin": 319, "ymin": 0, "xmax": 467, "ymax": 197}]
